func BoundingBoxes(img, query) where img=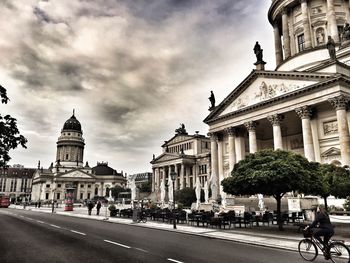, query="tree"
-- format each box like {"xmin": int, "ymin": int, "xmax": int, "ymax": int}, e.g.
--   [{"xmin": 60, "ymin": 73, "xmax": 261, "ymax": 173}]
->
[
  {"xmin": 139, "ymin": 181, "xmax": 151, "ymax": 193},
  {"xmin": 175, "ymin": 187, "xmax": 196, "ymax": 207},
  {"xmin": 0, "ymin": 86, "xmax": 27, "ymax": 167},
  {"xmin": 110, "ymin": 185, "xmax": 125, "ymax": 198},
  {"xmin": 222, "ymin": 149, "xmax": 314, "ymax": 231},
  {"xmin": 311, "ymin": 163, "xmax": 350, "ymax": 211}
]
